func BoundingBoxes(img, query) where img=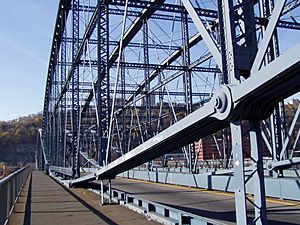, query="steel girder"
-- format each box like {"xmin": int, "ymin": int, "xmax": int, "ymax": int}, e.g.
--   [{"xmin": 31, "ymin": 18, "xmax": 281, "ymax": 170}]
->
[
  {"xmin": 82, "ymin": 0, "xmax": 167, "ymax": 113},
  {"xmin": 41, "ymin": 0, "xmax": 300, "ymax": 179},
  {"xmin": 42, "ymin": 0, "xmax": 72, "ymax": 171},
  {"xmin": 97, "ymin": 0, "xmax": 110, "ymax": 166},
  {"xmin": 74, "ymin": 48, "xmax": 300, "ymax": 181},
  {"xmin": 46, "ymin": 0, "xmax": 300, "ymax": 121},
  {"xmin": 71, "ymin": 0, "xmax": 80, "ymax": 178},
  {"xmin": 41, "ymin": 0, "xmax": 300, "ymax": 224},
  {"xmin": 72, "ymin": 43, "xmax": 300, "ymax": 179}
]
